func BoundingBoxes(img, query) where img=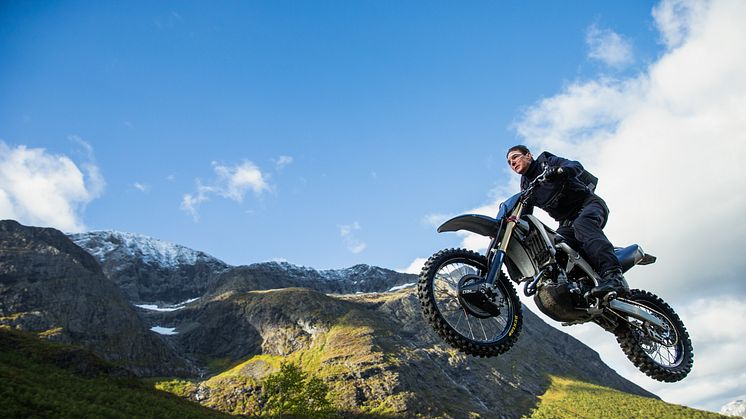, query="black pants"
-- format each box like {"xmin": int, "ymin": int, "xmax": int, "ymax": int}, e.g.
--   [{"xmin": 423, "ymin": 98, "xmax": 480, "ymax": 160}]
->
[{"xmin": 556, "ymin": 197, "xmax": 622, "ymax": 276}]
